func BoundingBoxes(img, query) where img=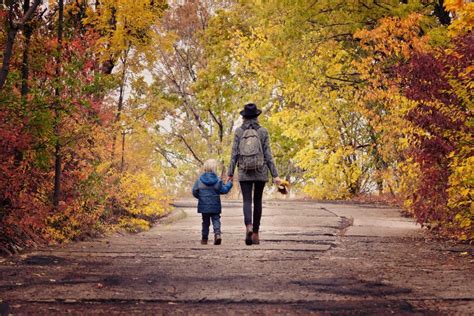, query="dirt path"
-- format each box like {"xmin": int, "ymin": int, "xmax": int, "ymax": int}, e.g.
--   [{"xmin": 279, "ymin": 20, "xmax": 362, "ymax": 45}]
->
[{"xmin": 0, "ymin": 200, "xmax": 473, "ymax": 315}]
